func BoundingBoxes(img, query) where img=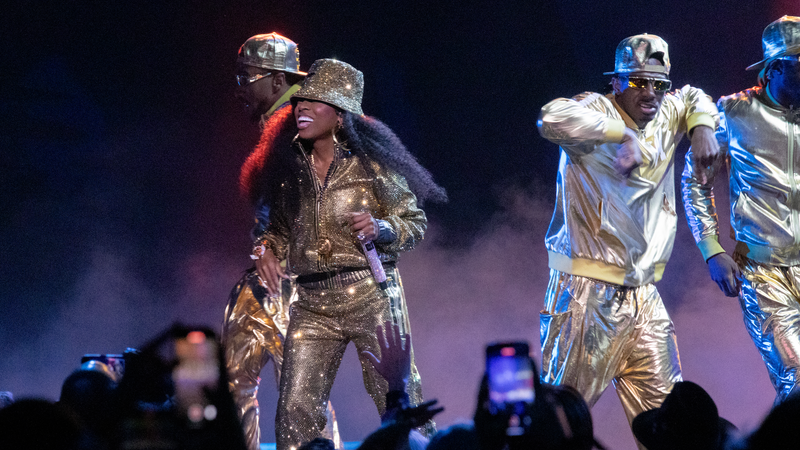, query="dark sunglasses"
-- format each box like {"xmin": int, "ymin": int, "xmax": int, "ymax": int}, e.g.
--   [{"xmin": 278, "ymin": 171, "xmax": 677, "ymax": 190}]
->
[
  {"xmin": 626, "ymin": 77, "xmax": 672, "ymax": 92},
  {"xmin": 236, "ymin": 72, "xmax": 273, "ymax": 87}
]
